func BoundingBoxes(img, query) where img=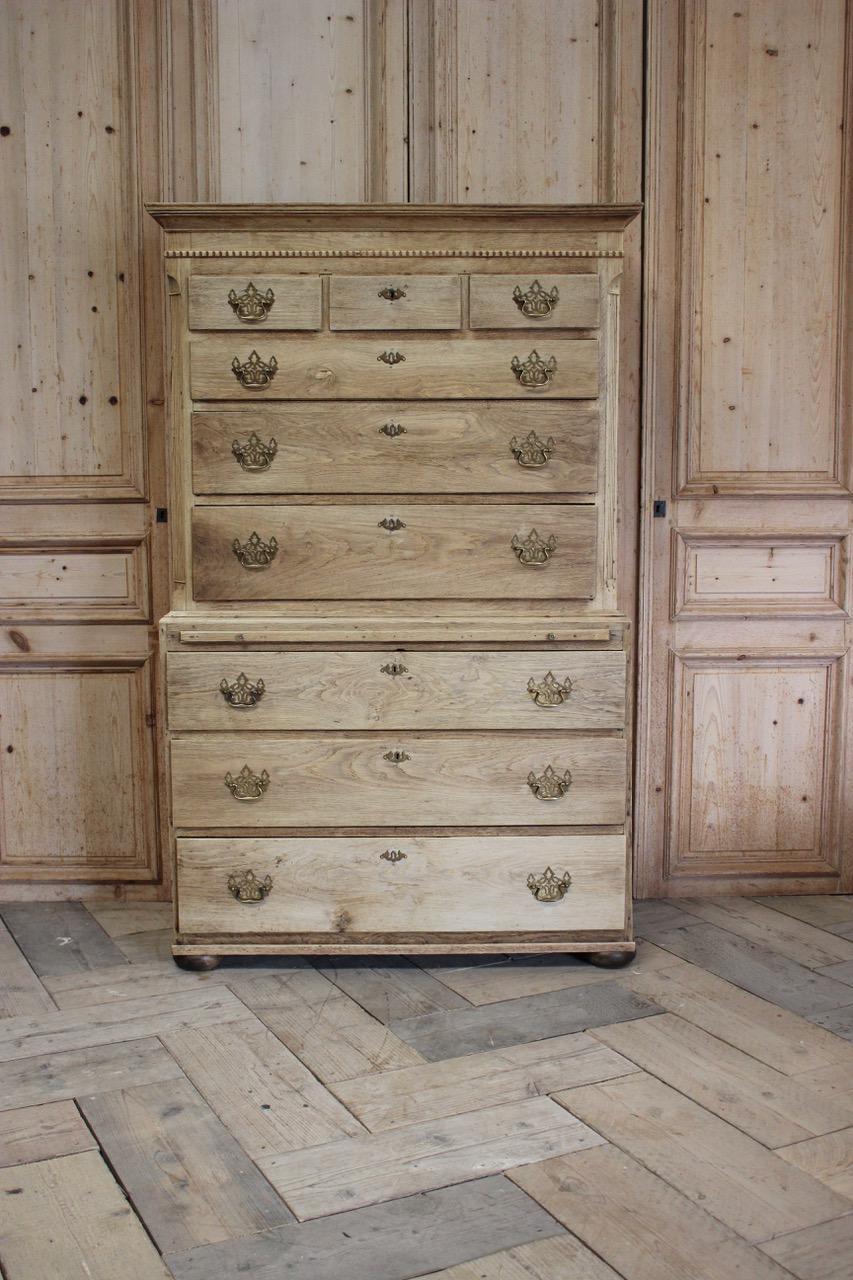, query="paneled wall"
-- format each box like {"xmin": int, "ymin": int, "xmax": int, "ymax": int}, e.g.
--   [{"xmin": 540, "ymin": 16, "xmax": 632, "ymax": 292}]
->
[{"xmin": 1, "ymin": 0, "xmax": 849, "ymax": 899}]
